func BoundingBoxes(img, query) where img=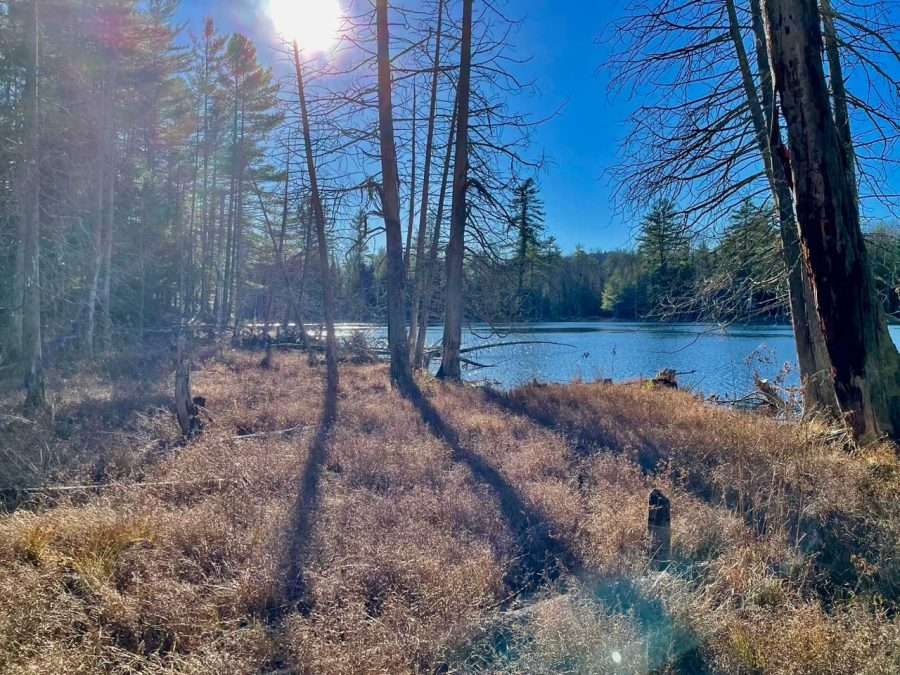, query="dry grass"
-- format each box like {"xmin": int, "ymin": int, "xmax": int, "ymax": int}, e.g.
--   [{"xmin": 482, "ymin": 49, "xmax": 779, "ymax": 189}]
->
[{"xmin": 0, "ymin": 349, "xmax": 898, "ymax": 673}]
